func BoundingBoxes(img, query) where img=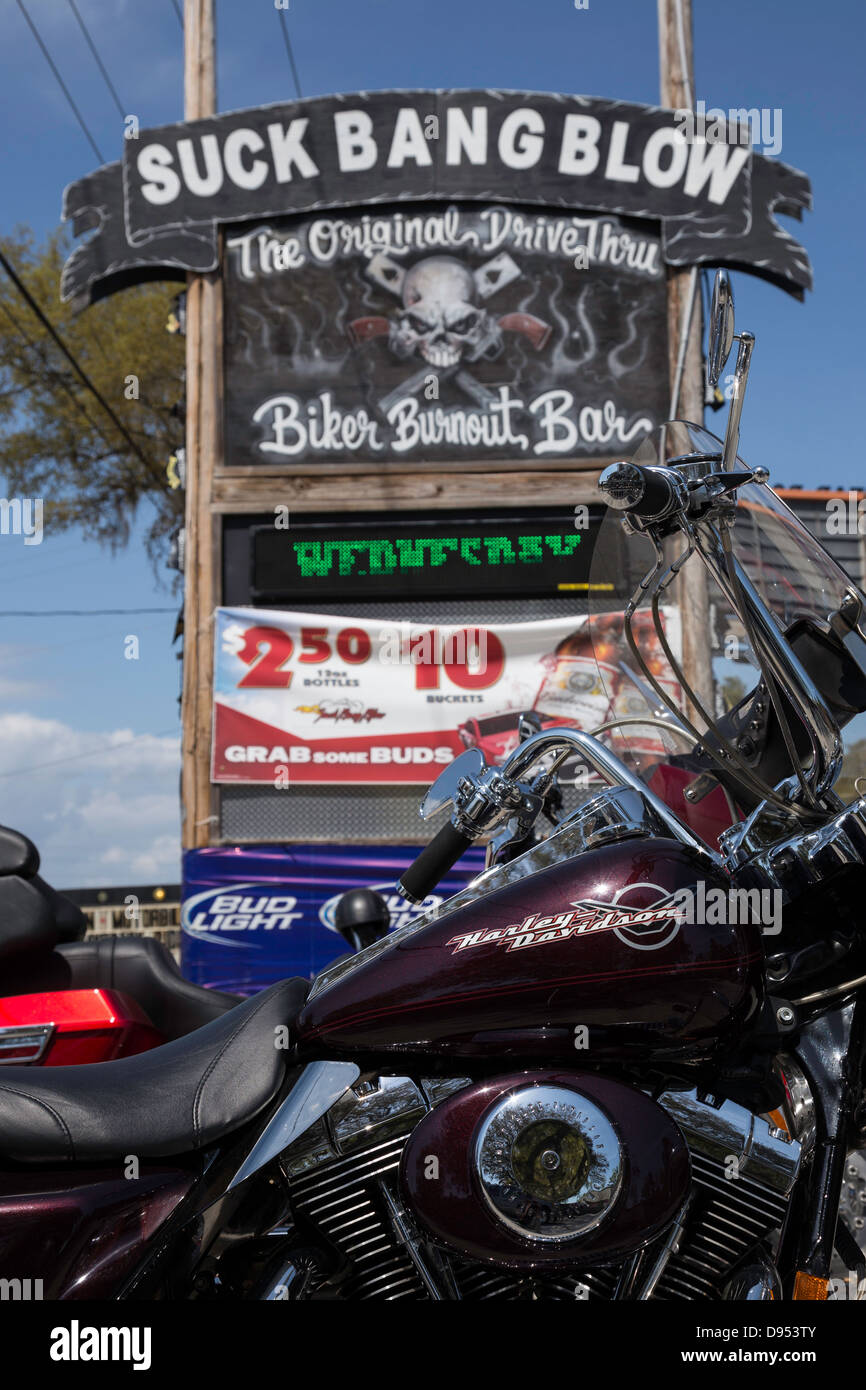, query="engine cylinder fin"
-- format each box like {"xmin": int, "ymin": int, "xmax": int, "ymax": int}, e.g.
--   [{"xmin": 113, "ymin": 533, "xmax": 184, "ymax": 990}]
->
[
  {"xmin": 280, "ymin": 1082, "xmax": 800, "ymax": 1301},
  {"xmin": 289, "ymin": 1132, "xmax": 429, "ymax": 1300}
]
